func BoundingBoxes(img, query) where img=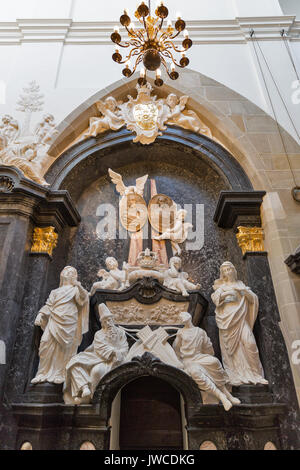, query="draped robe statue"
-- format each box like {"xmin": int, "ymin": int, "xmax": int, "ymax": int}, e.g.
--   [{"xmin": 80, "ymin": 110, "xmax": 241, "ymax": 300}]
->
[
  {"xmin": 63, "ymin": 303, "xmax": 129, "ymax": 404},
  {"xmin": 31, "ymin": 266, "xmax": 89, "ymax": 385},
  {"xmin": 173, "ymin": 312, "xmax": 240, "ymax": 411},
  {"xmin": 211, "ymin": 262, "xmax": 268, "ymax": 386}
]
